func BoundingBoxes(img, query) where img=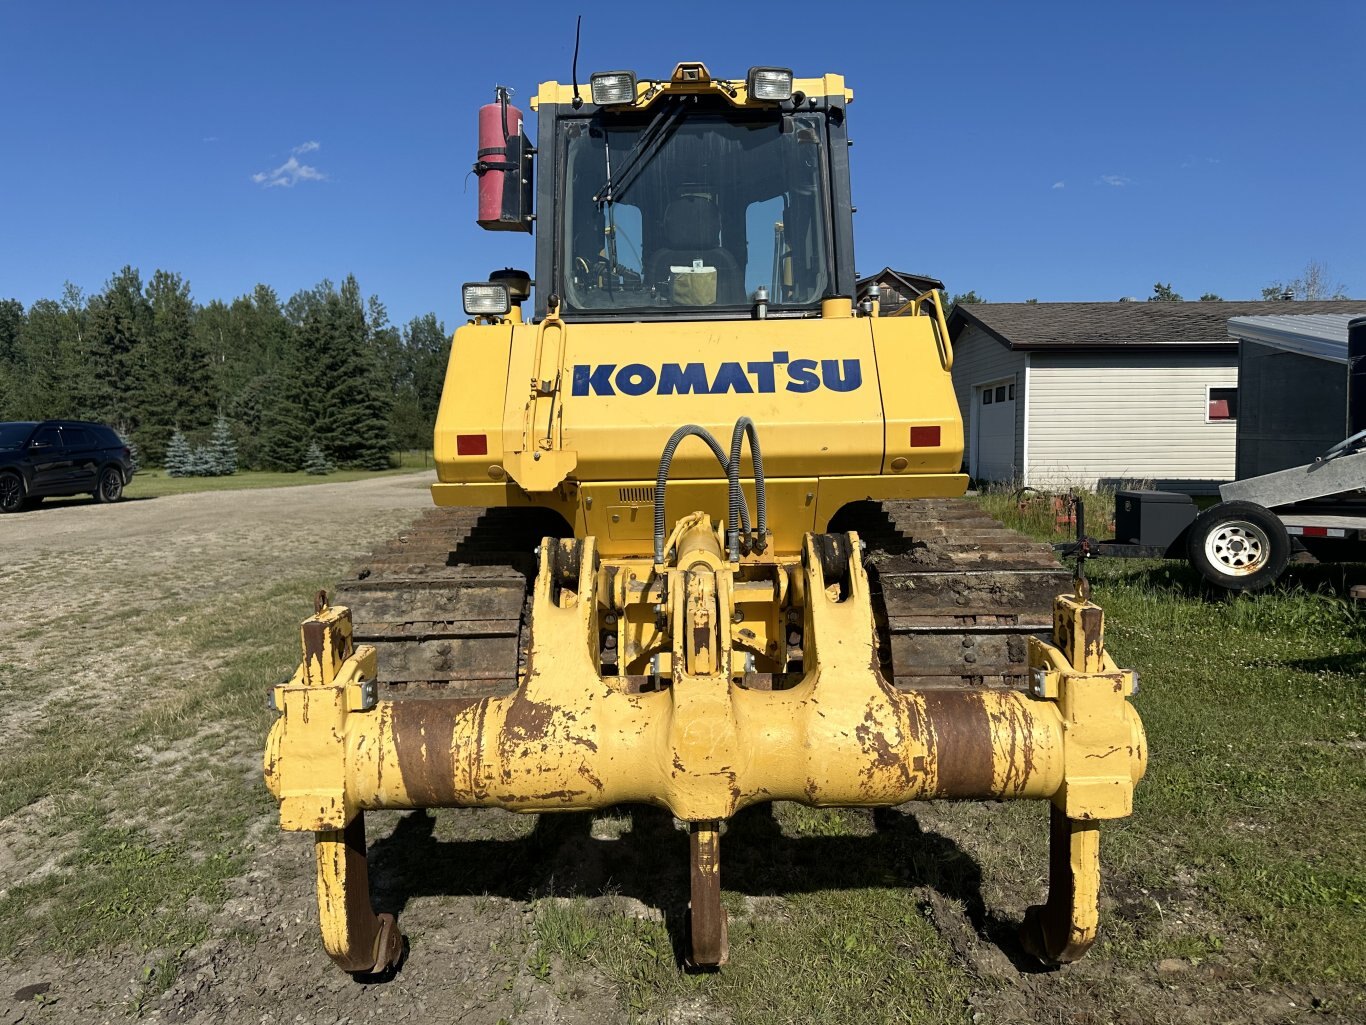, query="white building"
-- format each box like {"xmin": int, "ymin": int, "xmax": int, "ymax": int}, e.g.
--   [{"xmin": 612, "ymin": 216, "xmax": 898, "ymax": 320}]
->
[{"xmin": 946, "ymin": 300, "xmax": 1366, "ymax": 492}]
